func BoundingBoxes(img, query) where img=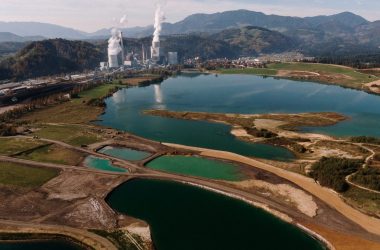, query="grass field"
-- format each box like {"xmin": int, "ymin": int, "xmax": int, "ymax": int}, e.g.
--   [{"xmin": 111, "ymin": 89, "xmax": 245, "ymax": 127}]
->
[
  {"xmin": 218, "ymin": 68, "xmax": 278, "ymax": 76},
  {"xmin": 218, "ymin": 62, "xmax": 379, "ymax": 91},
  {"xmin": 17, "ymin": 144, "xmax": 85, "ymax": 165},
  {"xmin": 0, "ymin": 138, "xmax": 47, "ymax": 156},
  {"xmin": 269, "ymin": 63, "xmax": 376, "ymax": 83},
  {"xmin": 14, "ymin": 83, "xmax": 123, "ymax": 146},
  {"xmin": 19, "ymin": 83, "xmax": 121, "ymax": 124},
  {"xmin": 32, "ymin": 124, "xmax": 103, "ymax": 146},
  {"xmin": 0, "ymin": 162, "xmax": 58, "ymax": 188}
]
